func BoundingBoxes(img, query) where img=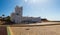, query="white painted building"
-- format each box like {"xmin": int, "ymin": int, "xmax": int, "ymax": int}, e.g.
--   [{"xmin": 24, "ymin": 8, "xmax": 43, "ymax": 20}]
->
[
  {"xmin": 11, "ymin": 6, "xmax": 22, "ymax": 23},
  {"xmin": 11, "ymin": 6, "xmax": 41, "ymax": 24},
  {"xmin": 22, "ymin": 17, "xmax": 41, "ymax": 23}
]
